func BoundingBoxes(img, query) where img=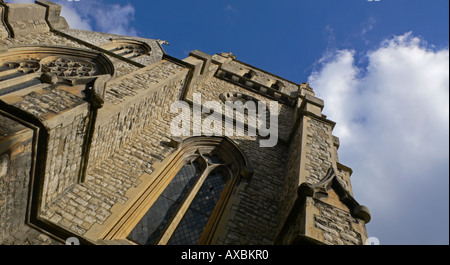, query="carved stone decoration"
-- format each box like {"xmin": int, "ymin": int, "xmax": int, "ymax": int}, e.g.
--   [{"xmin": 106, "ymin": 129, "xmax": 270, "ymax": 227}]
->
[
  {"xmin": 219, "ymin": 91, "xmax": 265, "ymax": 104},
  {"xmin": 114, "ymin": 44, "xmax": 147, "ymax": 57},
  {"xmin": 41, "ymin": 56, "xmax": 97, "ymax": 77},
  {"xmin": 299, "ymin": 167, "xmax": 371, "ymax": 223},
  {"xmin": 0, "ymin": 6, "xmax": 10, "ymax": 39},
  {"xmin": 101, "ymin": 38, "xmax": 151, "ymax": 59},
  {"xmin": 0, "ymin": 46, "xmax": 115, "ymax": 96},
  {"xmin": 3, "ymin": 59, "xmax": 40, "ymax": 74},
  {"xmin": 0, "ymin": 3, "xmax": 50, "ymax": 37}
]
